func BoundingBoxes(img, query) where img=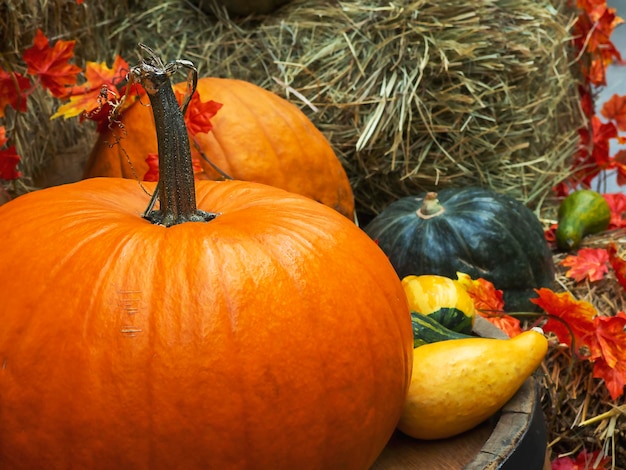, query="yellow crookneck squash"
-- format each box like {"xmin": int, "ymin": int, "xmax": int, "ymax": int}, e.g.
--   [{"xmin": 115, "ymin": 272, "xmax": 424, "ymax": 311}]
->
[
  {"xmin": 0, "ymin": 50, "xmax": 412, "ymax": 469},
  {"xmin": 398, "ymin": 329, "xmax": 548, "ymax": 440},
  {"xmin": 83, "ymin": 76, "xmax": 355, "ymax": 220}
]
